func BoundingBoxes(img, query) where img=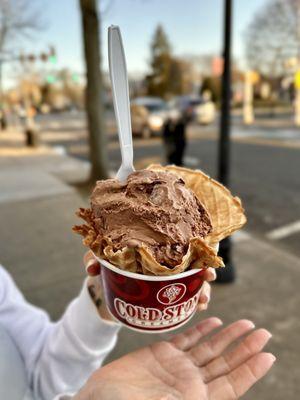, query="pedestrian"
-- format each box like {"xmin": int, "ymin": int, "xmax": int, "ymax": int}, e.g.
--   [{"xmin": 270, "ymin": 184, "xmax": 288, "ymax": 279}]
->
[{"xmin": 163, "ymin": 110, "xmax": 187, "ymax": 166}]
